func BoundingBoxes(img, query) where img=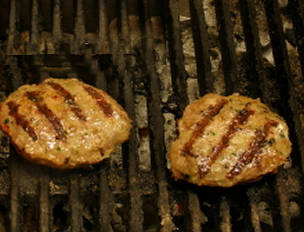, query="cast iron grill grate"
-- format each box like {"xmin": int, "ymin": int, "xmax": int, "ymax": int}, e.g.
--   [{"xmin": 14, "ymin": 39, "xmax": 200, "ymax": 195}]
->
[{"xmin": 0, "ymin": 0, "xmax": 303, "ymax": 231}]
